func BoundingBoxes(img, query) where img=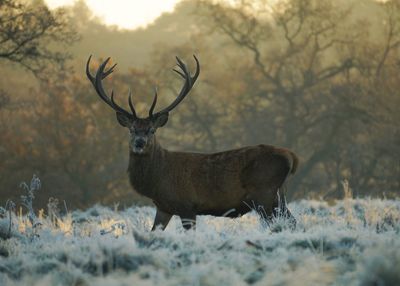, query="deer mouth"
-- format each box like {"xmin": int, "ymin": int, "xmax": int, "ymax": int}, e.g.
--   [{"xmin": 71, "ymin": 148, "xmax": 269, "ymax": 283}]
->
[
  {"xmin": 130, "ymin": 137, "xmax": 147, "ymax": 154},
  {"xmin": 132, "ymin": 144, "xmax": 145, "ymax": 154},
  {"xmin": 132, "ymin": 147, "xmax": 145, "ymax": 154}
]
